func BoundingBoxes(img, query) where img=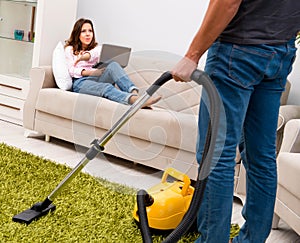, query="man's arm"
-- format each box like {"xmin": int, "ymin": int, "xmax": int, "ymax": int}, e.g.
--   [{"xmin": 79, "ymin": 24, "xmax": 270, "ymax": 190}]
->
[
  {"xmin": 186, "ymin": 0, "xmax": 242, "ymax": 62},
  {"xmin": 172, "ymin": 0, "xmax": 242, "ymax": 81}
]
